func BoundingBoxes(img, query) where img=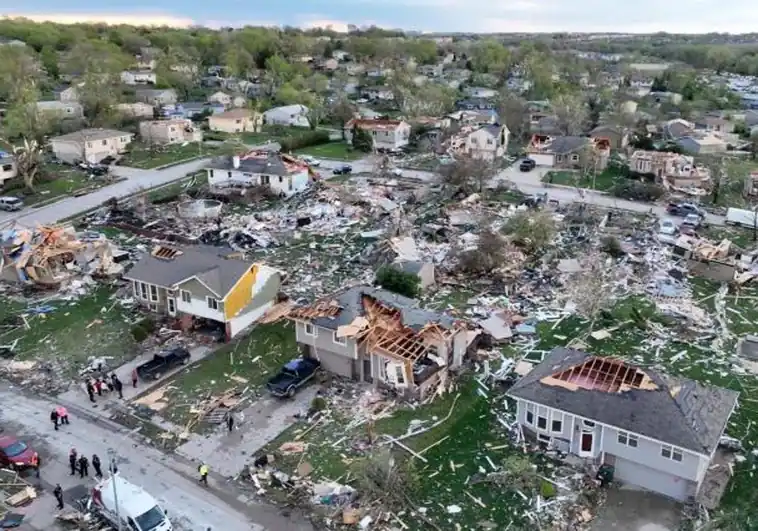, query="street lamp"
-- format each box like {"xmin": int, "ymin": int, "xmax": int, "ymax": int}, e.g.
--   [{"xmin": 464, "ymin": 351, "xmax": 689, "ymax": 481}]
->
[{"xmin": 107, "ymin": 448, "xmax": 122, "ymax": 531}]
